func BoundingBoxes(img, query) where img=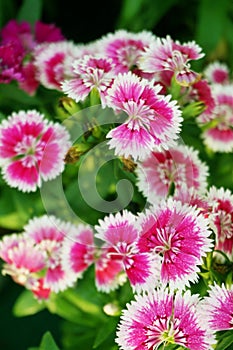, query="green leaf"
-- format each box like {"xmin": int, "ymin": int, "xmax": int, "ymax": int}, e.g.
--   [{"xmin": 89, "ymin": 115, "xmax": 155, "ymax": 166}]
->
[
  {"xmin": 0, "ymin": 0, "xmax": 16, "ymax": 28},
  {"xmin": 0, "ymin": 83, "xmax": 40, "ymax": 106},
  {"xmin": 0, "ymin": 211, "xmax": 27, "ymax": 230},
  {"xmin": 13, "ymin": 289, "xmax": 45, "ymax": 317},
  {"xmin": 62, "ymin": 288, "xmax": 105, "ymax": 318},
  {"xmin": 215, "ymin": 330, "xmax": 233, "ymax": 350},
  {"xmin": 93, "ymin": 318, "xmax": 118, "ymax": 348},
  {"xmin": 45, "ymin": 293, "xmax": 99, "ymax": 327},
  {"xmin": 39, "ymin": 332, "xmax": 60, "ymax": 350},
  {"xmin": 17, "ymin": 0, "xmax": 42, "ymax": 25},
  {"xmin": 116, "ymin": 0, "xmax": 180, "ymax": 31}
]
